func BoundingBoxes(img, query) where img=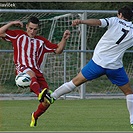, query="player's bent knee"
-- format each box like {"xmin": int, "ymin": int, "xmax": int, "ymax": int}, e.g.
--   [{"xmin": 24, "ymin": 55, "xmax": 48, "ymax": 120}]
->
[
  {"xmin": 121, "ymin": 88, "xmax": 133, "ymax": 96},
  {"xmin": 118, "ymin": 83, "xmax": 133, "ymax": 95},
  {"xmin": 26, "ymin": 70, "xmax": 36, "ymax": 78},
  {"xmin": 125, "ymin": 91, "xmax": 133, "ymax": 96}
]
